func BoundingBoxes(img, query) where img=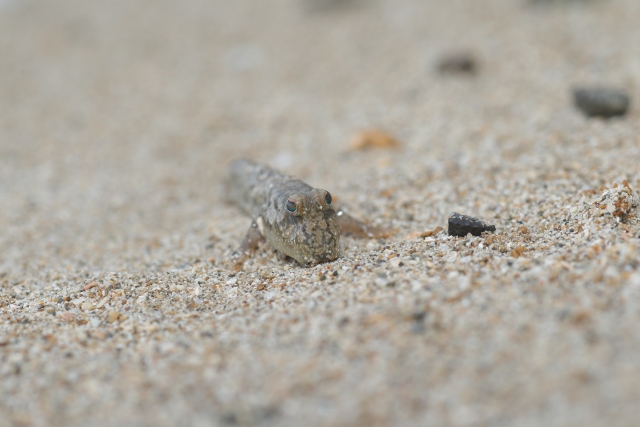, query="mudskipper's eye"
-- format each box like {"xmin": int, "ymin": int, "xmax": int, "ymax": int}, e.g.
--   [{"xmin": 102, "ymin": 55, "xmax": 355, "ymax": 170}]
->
[
  {"xmin": 286, "ymin": 200, "xmax": 297, "ymax": 213},
  {"xmin": 324, "ymin": 191, "xmax": 332, "ymax": 205}
]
